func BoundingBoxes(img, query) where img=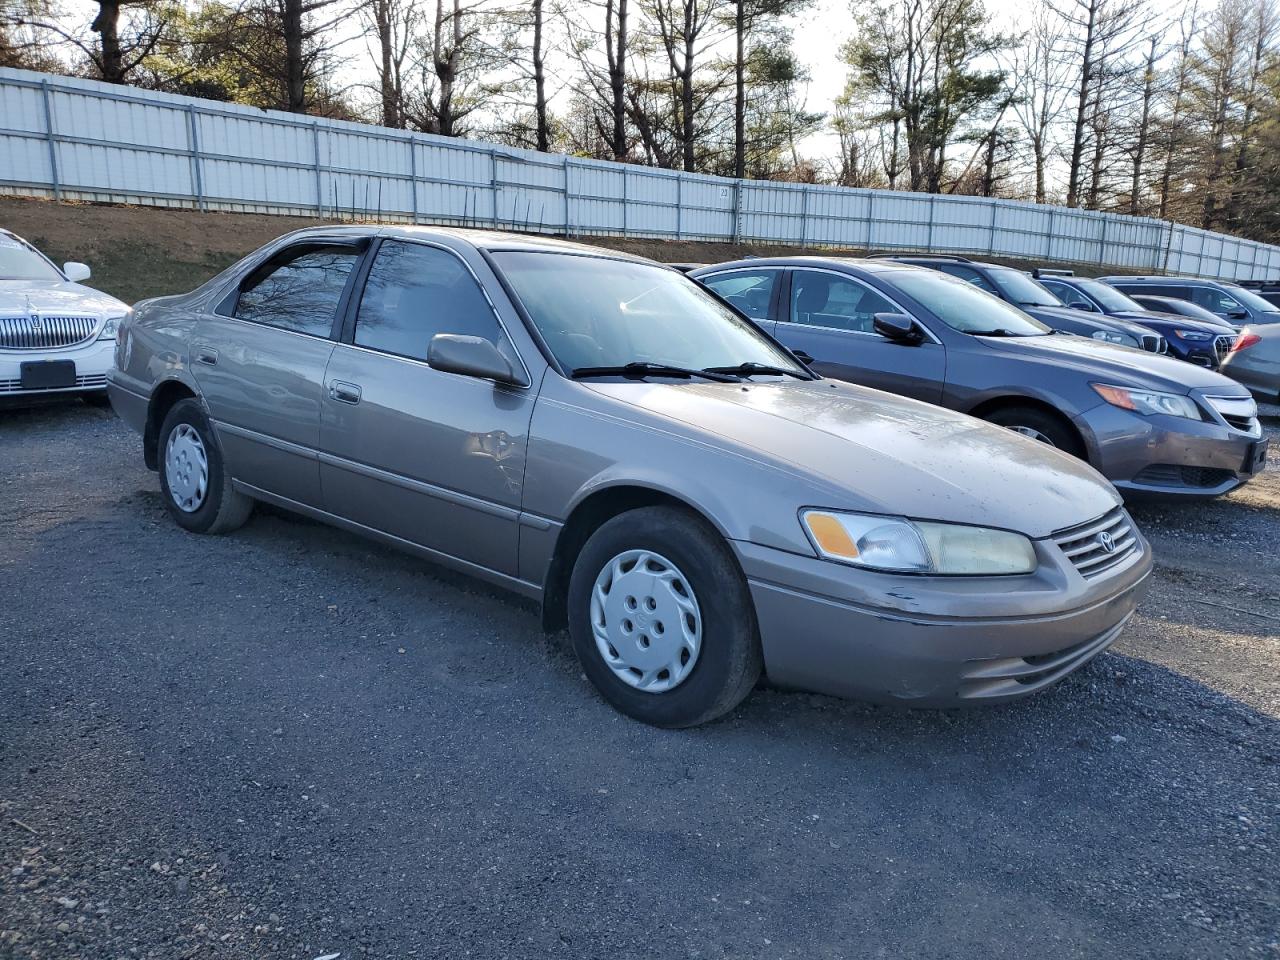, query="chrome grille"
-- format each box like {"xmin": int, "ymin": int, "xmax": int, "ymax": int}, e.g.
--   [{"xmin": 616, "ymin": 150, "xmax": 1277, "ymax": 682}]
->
[
  {"xmin": 1140, "ymin": 333, "xmax": 1166, "ymax": 354},
  {"xmin": 1205, "ymin": 394, "xmax": 1259, "ymax": 433},
  {"xmin": 0, "ymin": 373, "xmax": 106, "ymax": 394},
  {"xmin": 0, "ymin": 315, "xmax": 98, "ymax": 350},
  {"xmin": 1053, "ymin": 507, "xmax": 1140, "ymax": 579},
  {"xmin": 1214, "ymin": 335, "xmax": 1234, "ymax": 361}
]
